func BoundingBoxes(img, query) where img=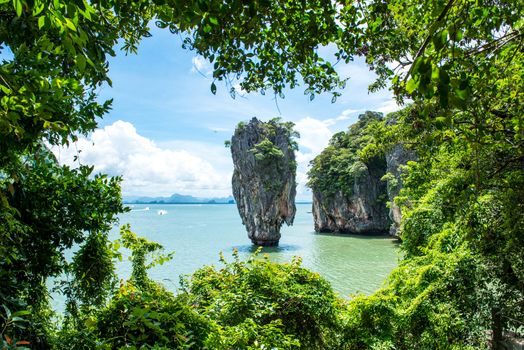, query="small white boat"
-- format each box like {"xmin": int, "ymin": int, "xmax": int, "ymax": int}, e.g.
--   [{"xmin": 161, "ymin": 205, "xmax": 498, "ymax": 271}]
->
[
  {"xmin": 157, "ymin": 209, "xmax": 167, "ymax": 215},
  {"xmin": 130, "ymin": 206, "xmax": 150, "ymax": 212}
]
